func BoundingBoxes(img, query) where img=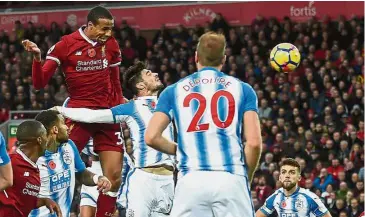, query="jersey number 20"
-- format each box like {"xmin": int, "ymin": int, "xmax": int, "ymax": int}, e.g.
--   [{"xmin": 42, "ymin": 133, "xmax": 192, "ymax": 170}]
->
[{"xmin": 183, "ymin": 90, "xmax": 235, "ymax": 132}]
